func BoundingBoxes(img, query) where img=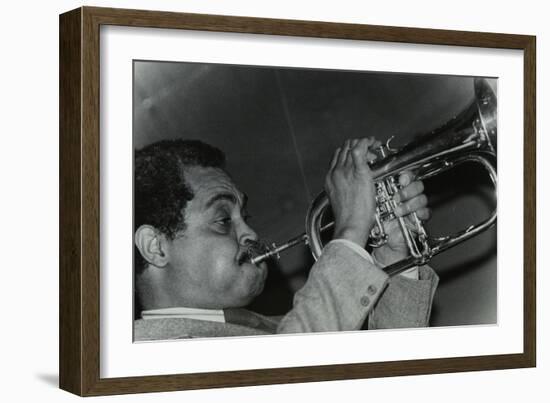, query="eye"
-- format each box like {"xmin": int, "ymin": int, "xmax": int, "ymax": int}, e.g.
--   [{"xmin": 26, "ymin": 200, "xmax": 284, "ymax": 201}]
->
[
  {"xmin": 216, "ymin": 216, "xmax": 231, "ymax": 226},
  {"xmin": 213, "ymin": 216, "xmax": 232, "ymax": 233}
]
